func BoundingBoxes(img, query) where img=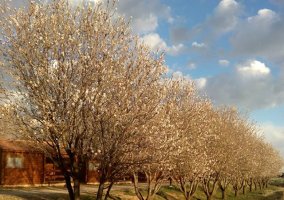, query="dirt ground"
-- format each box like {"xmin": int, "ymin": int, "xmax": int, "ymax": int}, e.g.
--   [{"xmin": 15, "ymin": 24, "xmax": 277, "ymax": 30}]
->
[{"xmin": 0, "ymin": 184, "xmax": 124, "ymax": 200}]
